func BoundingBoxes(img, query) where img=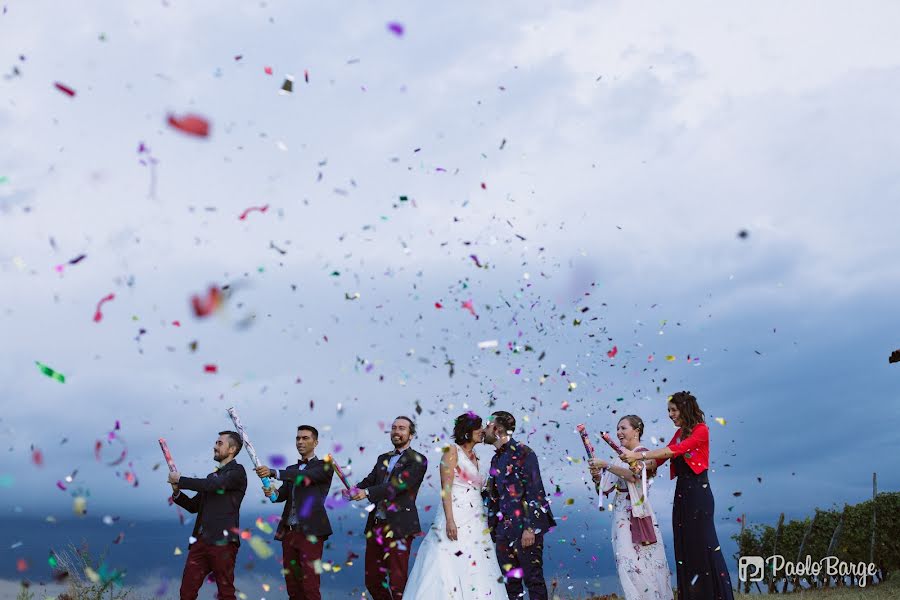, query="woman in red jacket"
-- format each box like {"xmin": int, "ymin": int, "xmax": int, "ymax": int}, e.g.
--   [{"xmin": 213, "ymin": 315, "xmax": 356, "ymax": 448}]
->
[{"xmin": 620, "ymin": 391, "xmax": 734, "ymax": 600}]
